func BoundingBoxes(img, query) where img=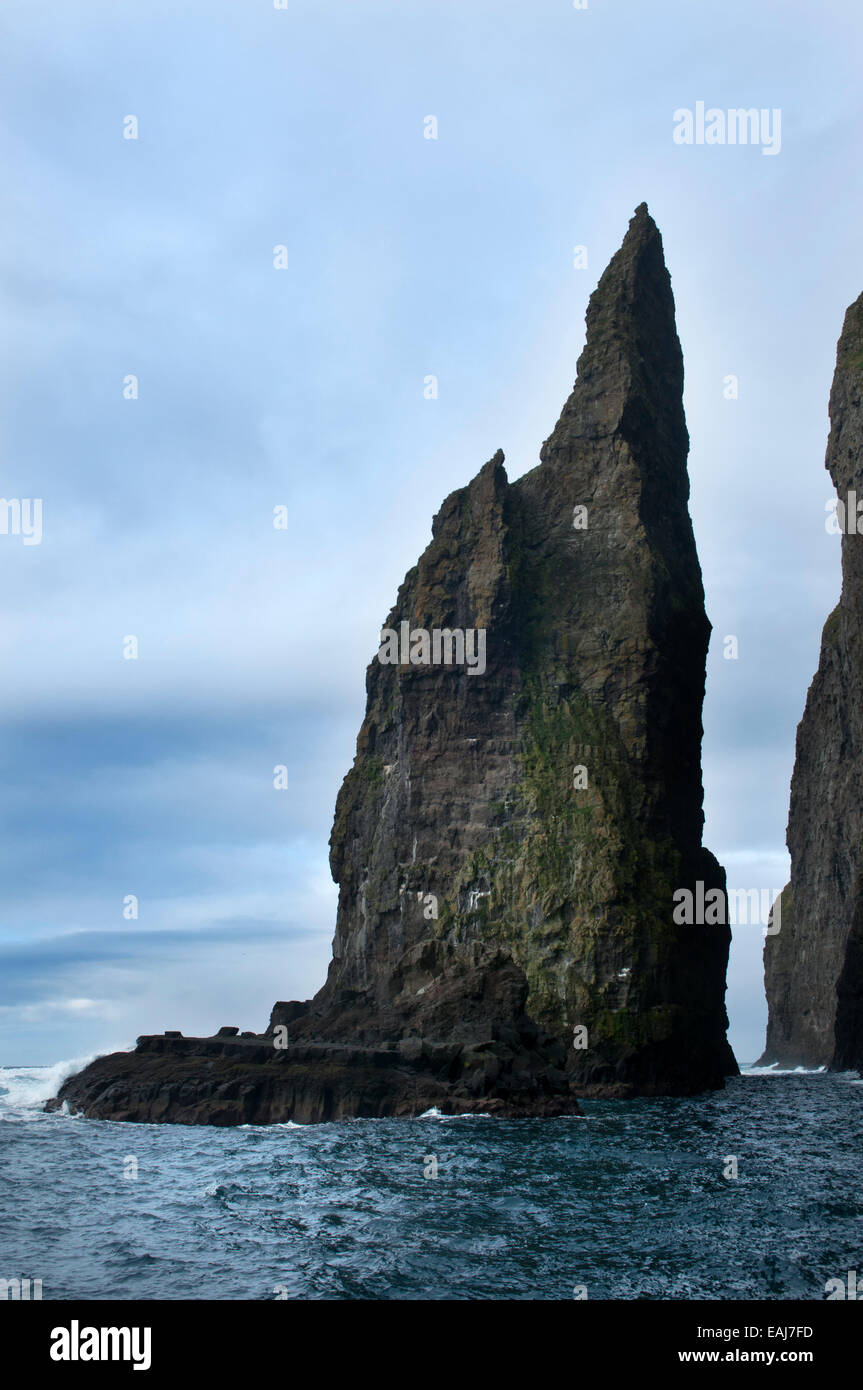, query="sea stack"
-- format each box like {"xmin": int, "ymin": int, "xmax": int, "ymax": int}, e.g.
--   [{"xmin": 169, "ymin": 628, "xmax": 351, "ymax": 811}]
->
[
  {"xmin": 760, "ymin": 292, "xmax": 863, "ymax": 1071},
  {"xmin": 51, "ymin": 204, "xmax": 736, "ymax": 1125}
]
